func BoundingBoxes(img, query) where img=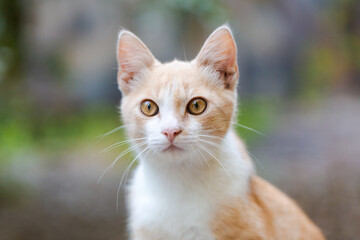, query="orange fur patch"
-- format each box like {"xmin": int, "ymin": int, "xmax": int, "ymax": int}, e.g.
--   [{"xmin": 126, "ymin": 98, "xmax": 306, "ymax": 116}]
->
[{"xmin": 211, "ymin": 176, "xmax": 325, "ymax": 240}]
